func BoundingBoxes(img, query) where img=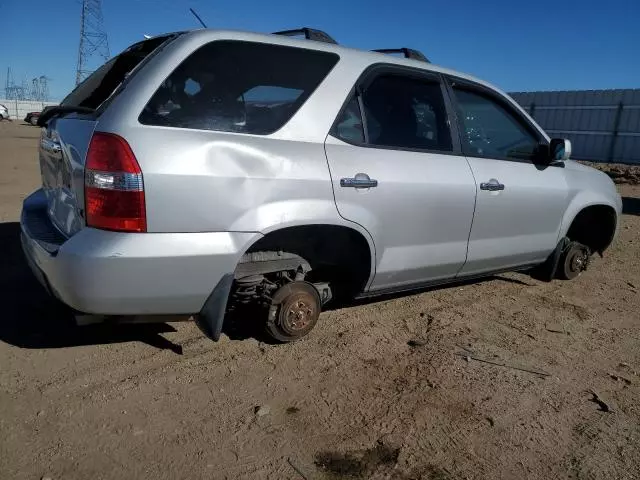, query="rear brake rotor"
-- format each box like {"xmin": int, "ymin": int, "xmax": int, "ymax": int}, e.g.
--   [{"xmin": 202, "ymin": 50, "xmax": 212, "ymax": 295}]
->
[{"xmin": 267, "ymin": 281, "xmax": 321, "ymax": 342}]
